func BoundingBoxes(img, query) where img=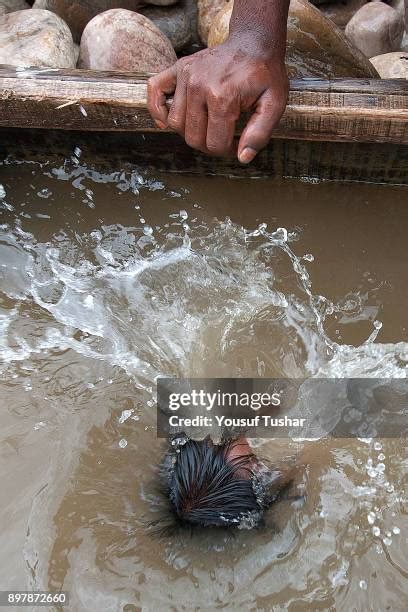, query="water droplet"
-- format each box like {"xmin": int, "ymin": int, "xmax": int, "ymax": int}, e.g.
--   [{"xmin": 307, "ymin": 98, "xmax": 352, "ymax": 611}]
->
[
  {"xmin": 37, "ymin": 187, "xmax": 52, "ymax": 199},
  {"xmin": 83, "ymin": 295, "xmax": 94, "ymax": 309},
  {"xmin": 119, "ymin": 409, "xmax": 134, "ymax": 424},
  {"xmin": 382, "ymin": 537, "xmax": 392, "ymax": 546},
  {"xmin": 359, "ymin": 580, "xmax": 367, "ymax": 590},
  {"xmin": 119, "ymin": 438, "xmax": 128, "ymax": 448},
  {"xmin": 34, "ymin": 422, "xmax": 46, "ymax": 431},
  {"xmin": 179, "ymin": 209, "xmax": 188, "ymax": 220},
  {"xmin": 367, "ymin": 512, "xmax": 376, "ymax": 525},
  {"xmin": 392, "ymin": 526, "xmax": 400, "ymax": 535},
  {"xmin": 272, "ymin": 227, "xmax": 288, "ymax": 242},
  {"xmin": 143, "ymin": 225, "xmax": 153, "ymax": 236},
  {"xmin": 372, "ymin": 526, "xmax": 381, "ymax": 537}
]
